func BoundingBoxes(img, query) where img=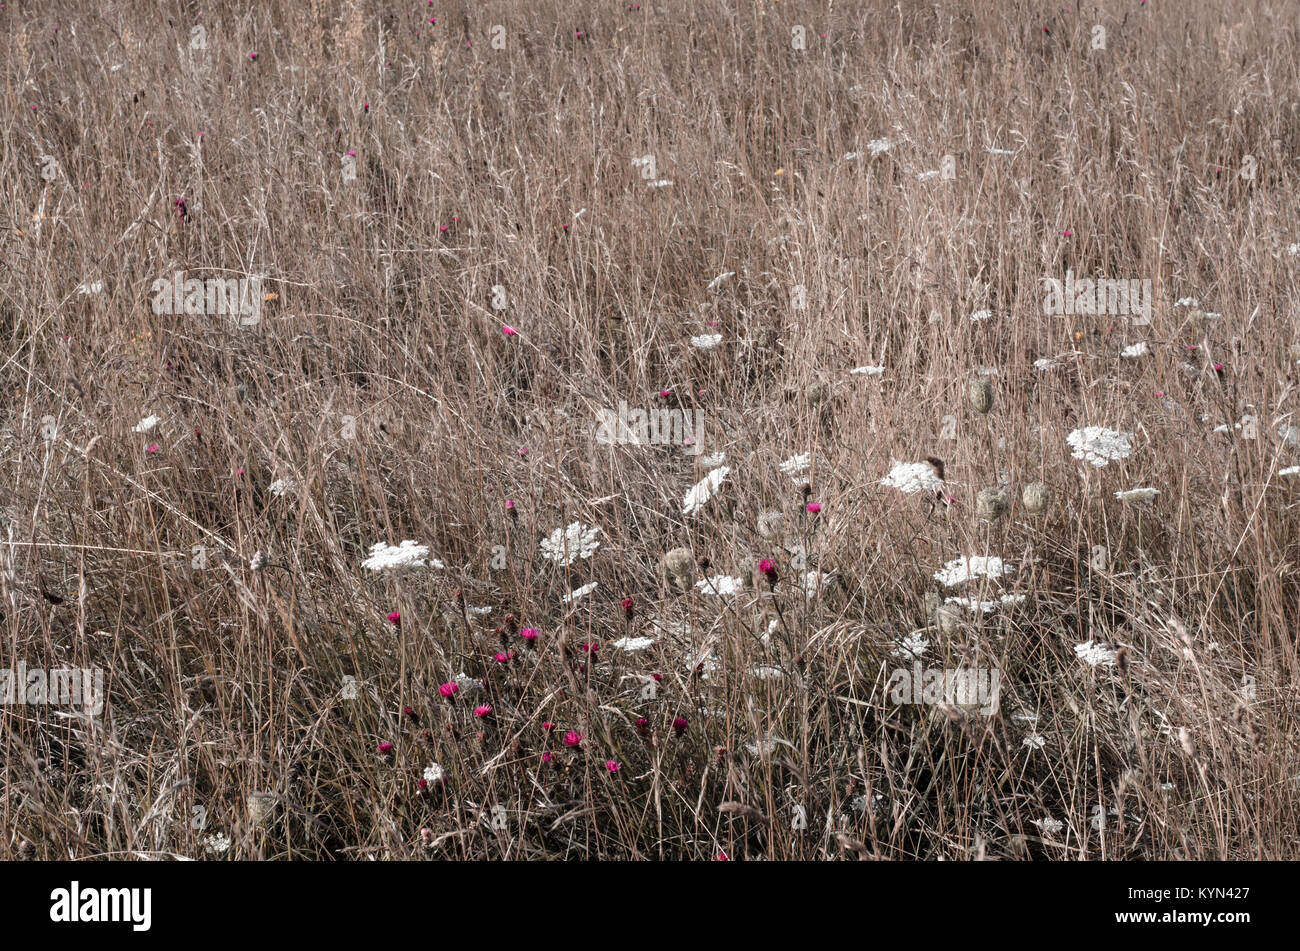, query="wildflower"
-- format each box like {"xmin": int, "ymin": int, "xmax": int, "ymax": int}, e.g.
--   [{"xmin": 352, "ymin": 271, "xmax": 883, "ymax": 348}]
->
[
  {"xmin": 1033, "ymin": 817, "xmax": 1064, "ymax": 836},
  {"xmin": 474, "ymin": 705, "xmax": 492, "ymax": 718},
  {"xmin": 250, "ymin": 550, "xmax": 266, "ymax": 572},
  {"xmin": 133, "ymin": 415, "xmax": 160, "ymax": 433},
  {"xmin": 605, "ymin": 760, "xmax": 621, "ymax": 773},
  {"xmin": 520, "ymin": 627, "xmax": 539, "ymax": 642},
  {"xmin": 493, "ymin": 650, "xmax": 516, "ymax": 663},
  {"xmin": 362, "ymin": 540, "xmax": 443, "ymax": 572},
  {"xmin": 635, "ymin": 717, "xmax": 650, "ymax": 735},
  {"xmin": 581, "ymin": 641, "xmax": 599, "ymax": 655},
  {"xmin": 403, "ymin": 705, "xmax": 418, "ymax": 721},
  {"xmin": 1115, "ymin": 487, "xmax": 1159, "ymax": 503},
  {"xmin": 439, "ymin": 682, "xmax": 459, "ymax": 698},
  {"xmin": 1066, "ymin": 427, "xmax": 1134, "ymax": 467},
  {"xmin": 146, "ymin": 443, "xmax": 160, "ymax": 454},
  {"xmin": 682, "ymin": 466, "xmax": 730, "ymax": 516},
  {"xmin": 542, "ymin": 721, "xmax": 555, "ymax": 732},
  {"xmin": 501, "ymin": 325, "xmax": 518, "ymax": 336},
  {"xmin": 689, "ymin": 333, "xmax": 723, "ymax": 350},
  {"xmin": 892, "ymin": 633, "xmax": 929, "ymax": 661},
  {"xmin": 1021, "ymin": 482, "xmax": 1050, "ymax": 515},
  {"xmin": 881, "ymin": 460, "xmax": 944, "ymax": 495},
  {"xmin": 541, "ymin": 751, "xmax": 553, "ymax": 763},
  {"xmin": 695, "ymin": 574, "xmax": 746, "ymax": 596},
  {"xmin": 1074, "ymin": 640, "xmax": 1118, "ymax": 667},
  {"xmin": 1023, "ymin": 734, "xmax": 1046, "ymax": 750},
  {"xmin": 423, "ymin": 764, "xmax": 444, "ymax": 784},
  {"xmin": 562, "ymin": 582, "xmax": 598, "ymax": 603},
  {"xmin": 933, "ymin": 556, "xmax": 1013, "ymax": 587},
  {"xmin": 805, "ymin": 502, "xmax": 822, "ymax": 514},
  {"xmin": 1121, "ymin": 342, "xmax": 1148, "ymax": 358},
  {"xmin": 203, "ymin": 832, "xmax": 232, "ymax": 854},
  {"xmin": 564, "ymin": 731, "xmax": 583, "ymax": 747},
  {"xmin": 975, "ymin": 487, "xmax": 1008, "ymax": 523},
  {"xmin": 387, "ymin": 610, "xmax": 401, "ymax": 626},
  {"xmin": 539, "ymin": 522, "xmax": 601, "ymax": 565},
  {"xmin": 672, "ymin": 717, "xmax": 688, "ymax": 736},
  {"xmin": 613, "ymin": 636, "xmax": 655, "ymax": 651},
  {"xmin": 621, "ymin": 597, "xmax": 635, "ymax": 619},
  {"xmin": 850, "ymin": 365, "xmax": 886, "ymax": 376},
  {"xmin": 779, "ymin": 452, "xmax": 811, "ymax": 478},
  {"xmin": 759, "ymin": 559, "xmax": 779, "ymax": 585},
  {"xmin": 377, "ymin": 741, "xmax": 393, "ymax": 754}
]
